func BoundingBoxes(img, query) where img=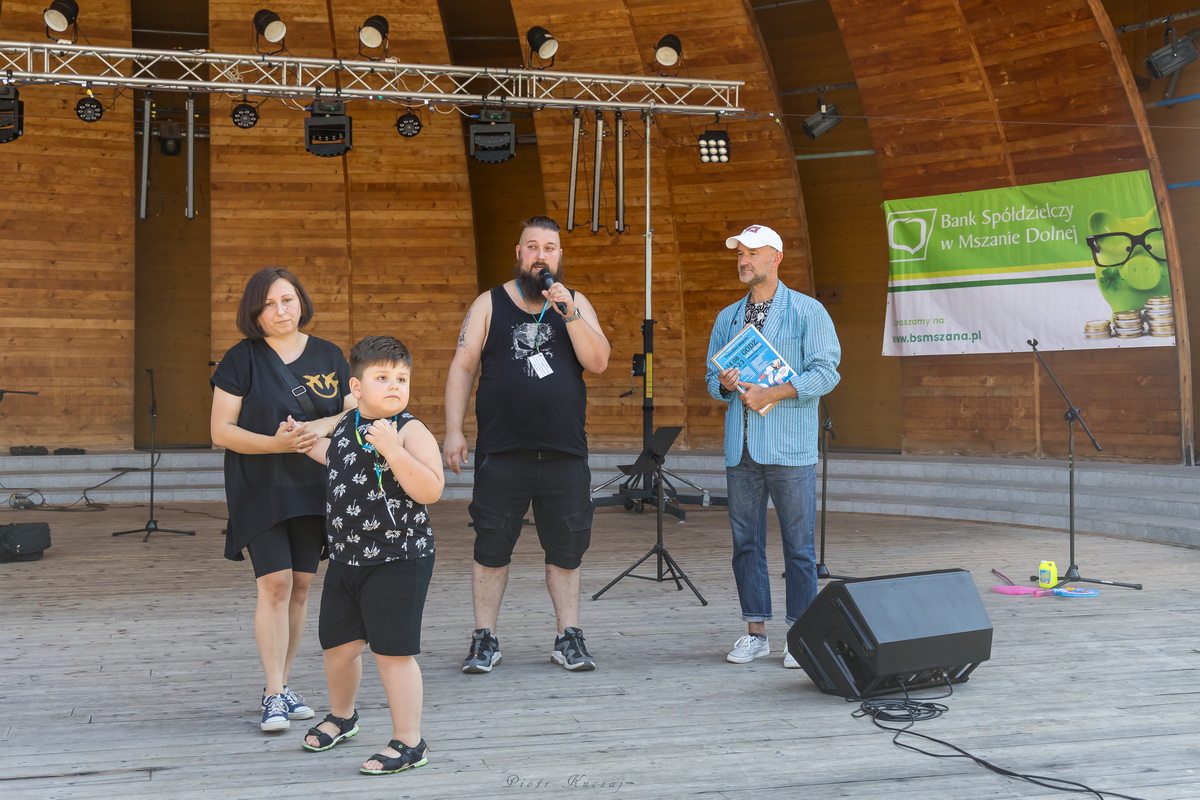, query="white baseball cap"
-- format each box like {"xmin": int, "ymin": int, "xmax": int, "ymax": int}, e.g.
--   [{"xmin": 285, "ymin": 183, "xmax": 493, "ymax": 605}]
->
[{"xmin": 725, "ymin": 224, "xmax": 783, "ymax": 252}]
